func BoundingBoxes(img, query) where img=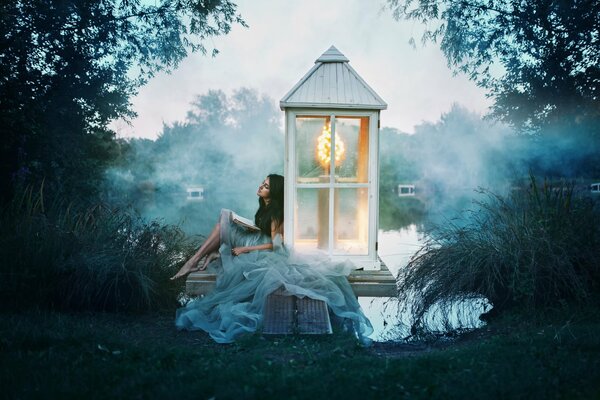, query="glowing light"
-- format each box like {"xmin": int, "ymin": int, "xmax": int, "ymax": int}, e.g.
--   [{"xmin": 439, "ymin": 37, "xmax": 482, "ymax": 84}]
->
[{"xmin": 316, "ymin": 123, "xmax": 345, "ymax": 169}]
